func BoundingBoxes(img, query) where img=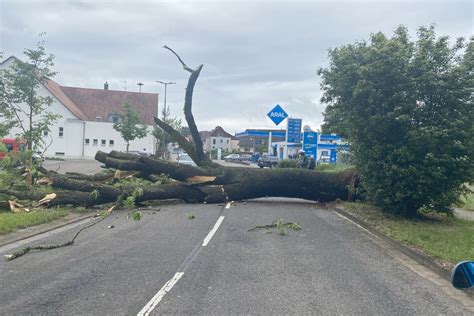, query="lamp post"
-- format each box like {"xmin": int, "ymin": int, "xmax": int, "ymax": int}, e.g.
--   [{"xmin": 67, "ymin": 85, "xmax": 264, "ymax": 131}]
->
[{"xmin": 155, "ymin": 80, "xmax": 176, "ymax": 158}]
